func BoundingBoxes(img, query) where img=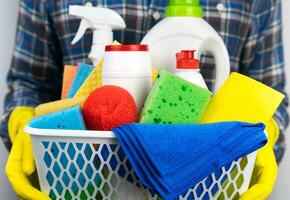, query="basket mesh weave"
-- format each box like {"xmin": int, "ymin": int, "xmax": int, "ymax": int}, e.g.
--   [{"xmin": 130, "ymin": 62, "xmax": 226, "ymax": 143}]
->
[{"xmin": 36, "ymin": 139, "xmax": 253, "ymax": 200}]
